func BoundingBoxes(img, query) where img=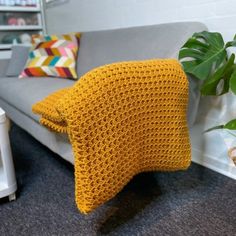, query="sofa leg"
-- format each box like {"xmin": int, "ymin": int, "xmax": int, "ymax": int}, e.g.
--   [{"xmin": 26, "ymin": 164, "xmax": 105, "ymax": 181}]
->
[{"xmin": 9, "ymin": 193, "xmax": 16, "ymax": 201}]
